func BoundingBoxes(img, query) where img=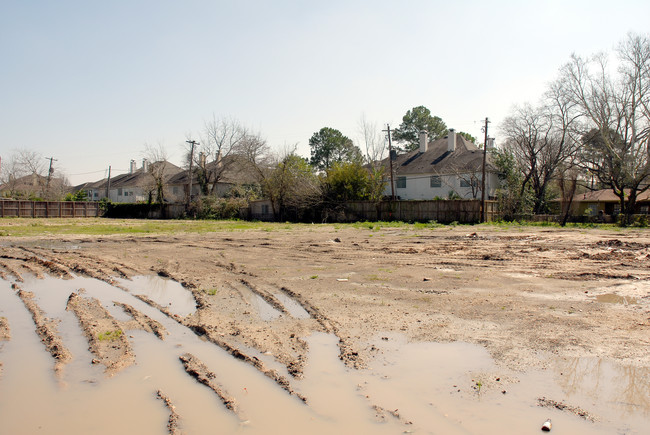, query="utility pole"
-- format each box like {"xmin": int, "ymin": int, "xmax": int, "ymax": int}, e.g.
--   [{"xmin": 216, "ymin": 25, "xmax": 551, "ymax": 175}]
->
[
  {"xmin": 185, "ymin": 140, "xmax": 199, "ymax": 210},
  {"xmin": 480, "ymin": 117, "xmax": 490, "ymax": 223},
  {"xmin": 382, "ymin": 124, "xmax": 396, "ymax": 201},
  {"xmin": 45, "ymin": 156, "xmax": 57, "ymax": 193},
  {"xmin": 106, "ymin": 166, "xmax": 111, "ymax": 200}
]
